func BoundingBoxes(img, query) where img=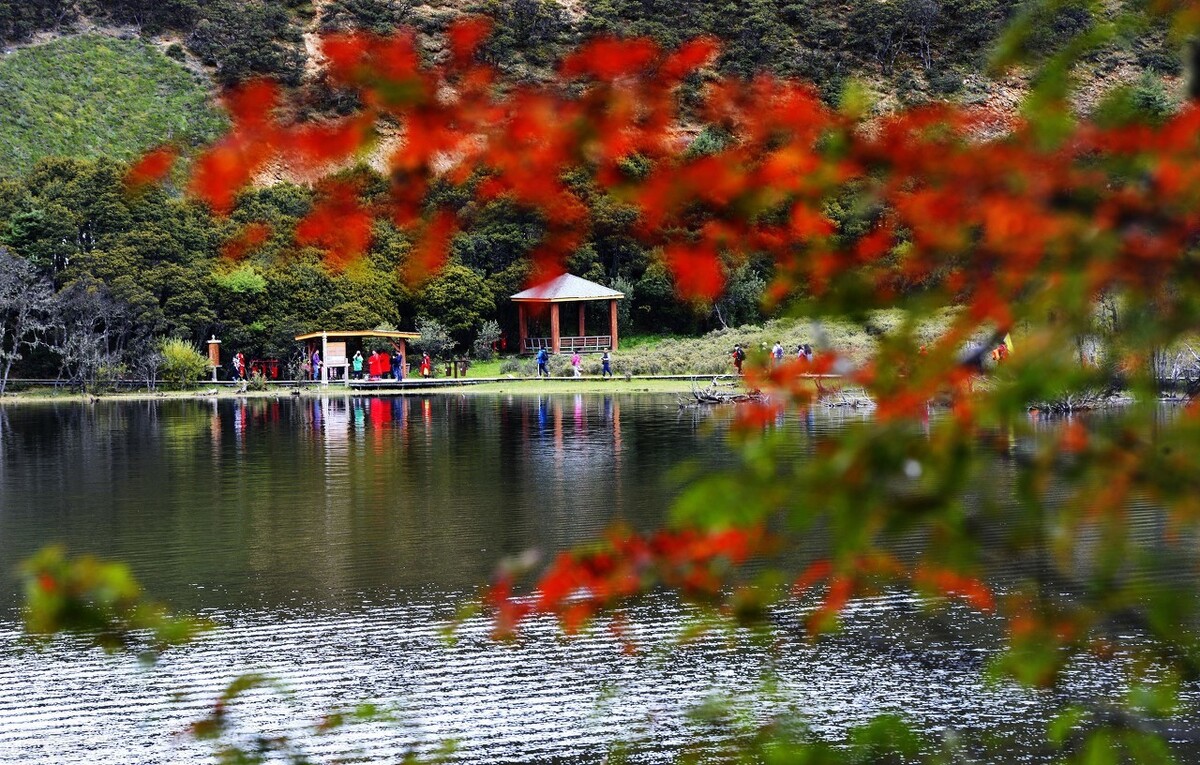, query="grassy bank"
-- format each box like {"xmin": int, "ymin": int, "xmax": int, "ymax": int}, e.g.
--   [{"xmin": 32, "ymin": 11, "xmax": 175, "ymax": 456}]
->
[
  {"xmin": 0, "ymin": 35, "xmax": 223, "ymax": 175},
  {"xmin": 496, "ymin": 310, "xmax": 958, "ymax": 377}
]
